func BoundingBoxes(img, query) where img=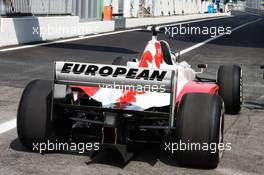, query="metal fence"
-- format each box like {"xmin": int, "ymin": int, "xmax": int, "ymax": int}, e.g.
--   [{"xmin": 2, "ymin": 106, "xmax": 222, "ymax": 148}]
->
[
  {"xmin": 72, "ymin": 0, "xmax": 102, "ymax": 21},
  {"xmin": 0, "ymin": 0, "xmax": 72, "ymax": 16},
  {"xmin": 0, "ymin": 0, "xmax": 102, "ymax": 21}
]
